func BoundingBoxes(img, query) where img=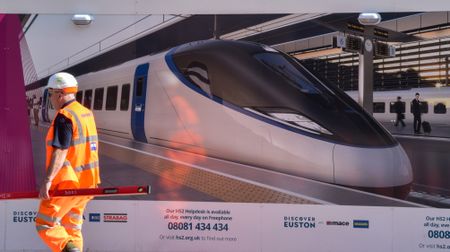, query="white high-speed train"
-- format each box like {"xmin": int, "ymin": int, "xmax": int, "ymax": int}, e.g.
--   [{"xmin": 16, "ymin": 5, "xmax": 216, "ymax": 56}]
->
[
  {"xmin": 28, "ymin": 40, "xmax": 413, "ymax": 198},
  {"xmin": 347, "ymin": 87, "xmax": 450, "ymax": 125}
]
